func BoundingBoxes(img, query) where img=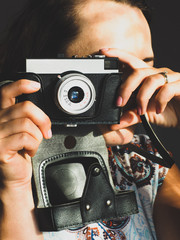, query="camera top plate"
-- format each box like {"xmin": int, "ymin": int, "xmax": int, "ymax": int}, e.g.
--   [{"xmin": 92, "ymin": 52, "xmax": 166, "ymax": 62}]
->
[{"xmin": 26, "ymin": 56, "xmax": 119, "ymax": 74}]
